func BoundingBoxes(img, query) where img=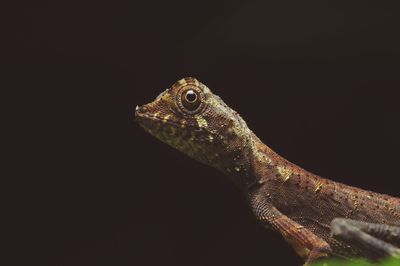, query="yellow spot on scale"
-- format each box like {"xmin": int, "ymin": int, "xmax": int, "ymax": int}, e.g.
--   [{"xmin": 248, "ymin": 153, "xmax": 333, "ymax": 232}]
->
[
  {"xmin": 181, "ymin": 120, "xmax": 187, "ymax": 128},
  {"xmin": 208, "ymin": 135, "xmax": 214, "ymax": 142},
  {"xmin": 314, "ymin": 183, "xmax": 323, "ymax": 193},
  {"xmin": 178, "ymin": 78, "xmax": 187, "ymax": 85},
  {"xmin": 263, "ymin": 156, "xmax": 273, "ymax": 165},
  {"xmin": 195, "ymin": 115, "xmax": 208, "ymax": 128},
  {"xmin": 163, "ymin": 114, "xmax": 171, "ymax": 123},
  {"xmin": 234, "ymin": 166, "xmax": 240, "ymax": 172},
  {"xmin": 295, "ymin": 225, "xmax": 304, "ymax": 231},
  {"xmin": 277, "ymin": 166, "xmax": 292, "ymax": 182}
]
